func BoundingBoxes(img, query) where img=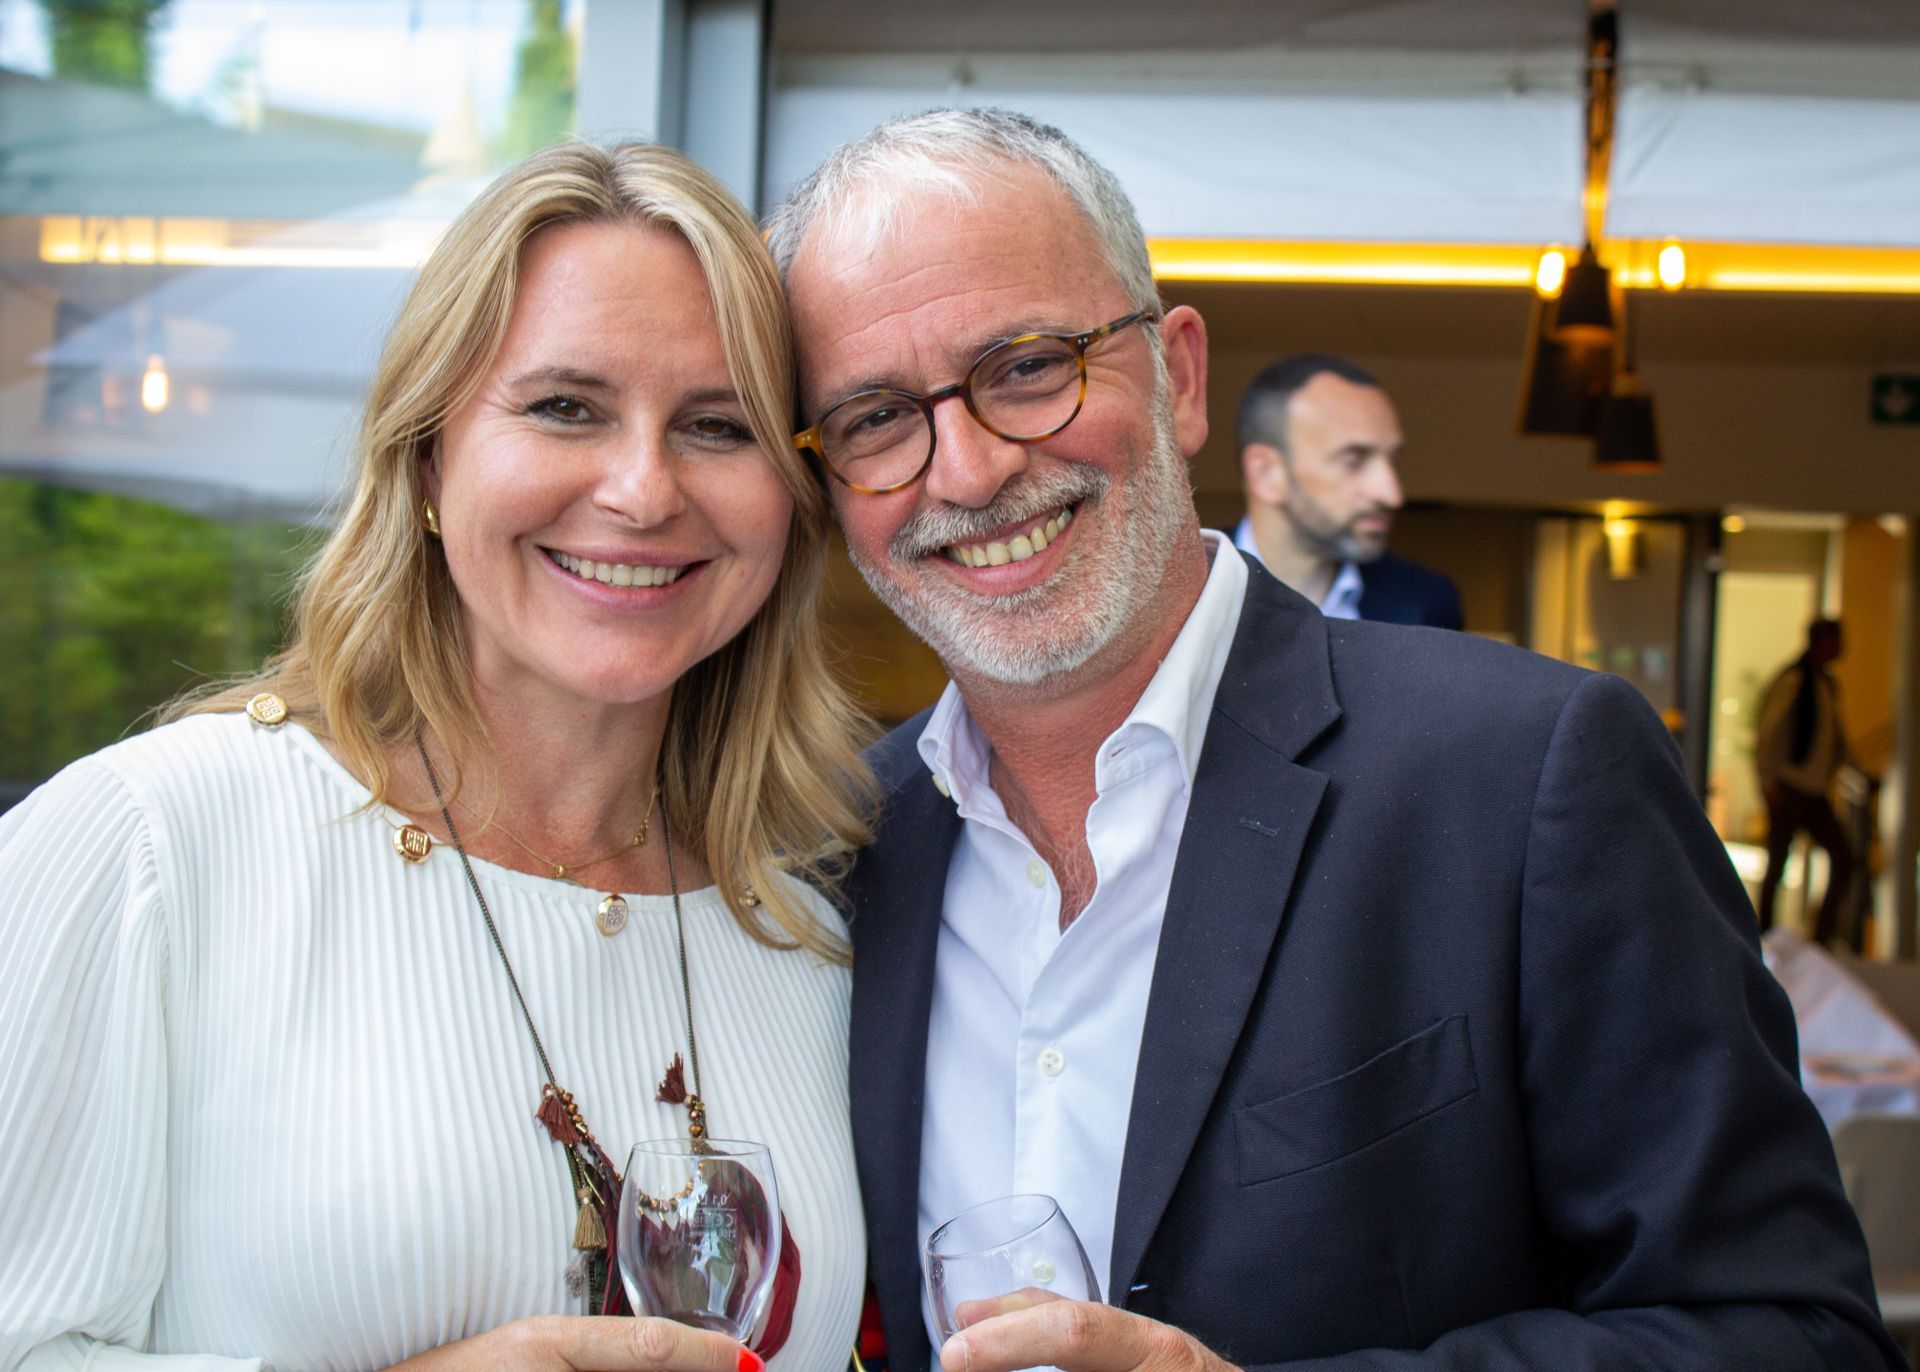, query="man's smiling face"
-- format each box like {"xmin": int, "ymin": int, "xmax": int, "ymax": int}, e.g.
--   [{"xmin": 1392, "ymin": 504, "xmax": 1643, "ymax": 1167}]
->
[{"xmin": 785, "ymin": 164, "xmax": 1207, "ymax": 691}]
